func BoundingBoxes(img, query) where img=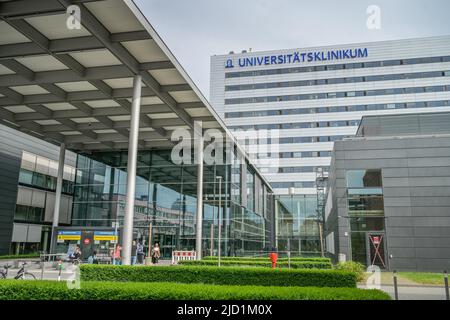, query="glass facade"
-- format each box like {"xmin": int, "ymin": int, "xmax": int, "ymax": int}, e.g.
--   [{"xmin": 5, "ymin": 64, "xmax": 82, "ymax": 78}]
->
[
  {"xmin": 225, "ymin": 70, "xmax": 449, "ymax": 91},
  {"xmin": 276, "ymin": 195, "xmax": 321, "ymax": 256},
  {"xmin": 72, "ymin": 148, "xmax": 274, "ymax": 258},
  {"xmin": 226, "ymin": 99, "xmax": 450, "ymax": 119},
  {"xmin": 346, "ymin": 169, "xmax": 386, "ymax": 267},
  {"xmin": 225, "ymin": 85, "xmax": 450, "ymax": 105}
]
